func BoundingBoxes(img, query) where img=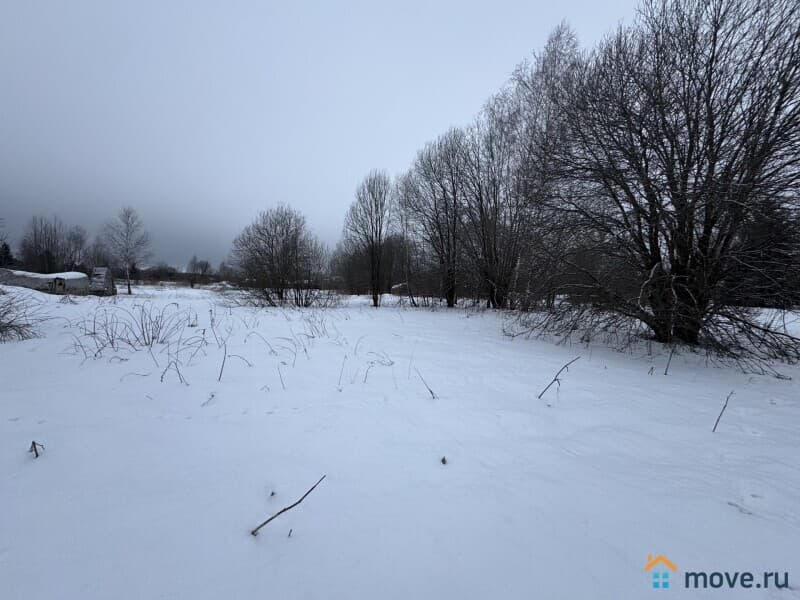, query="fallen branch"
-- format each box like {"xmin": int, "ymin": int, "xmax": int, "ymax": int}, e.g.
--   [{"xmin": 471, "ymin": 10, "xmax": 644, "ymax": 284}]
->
[
  {"xmin": 251, "ymin": 475, "xmax": 326, "ymax": 536},
  {"xmin": 712, "ymin": 390, "xmax": 734, "ymax": 433},
  {"xmin": 29, "ymin": 440, "xmax": 45, "ymax": 458},
  {"xmin": 537, "ymin": 356, "xmax": 581, "ymax": 400},
  {"xmin": 414, "ymin": 367, "xmax": 437, "ymax": 399}
]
